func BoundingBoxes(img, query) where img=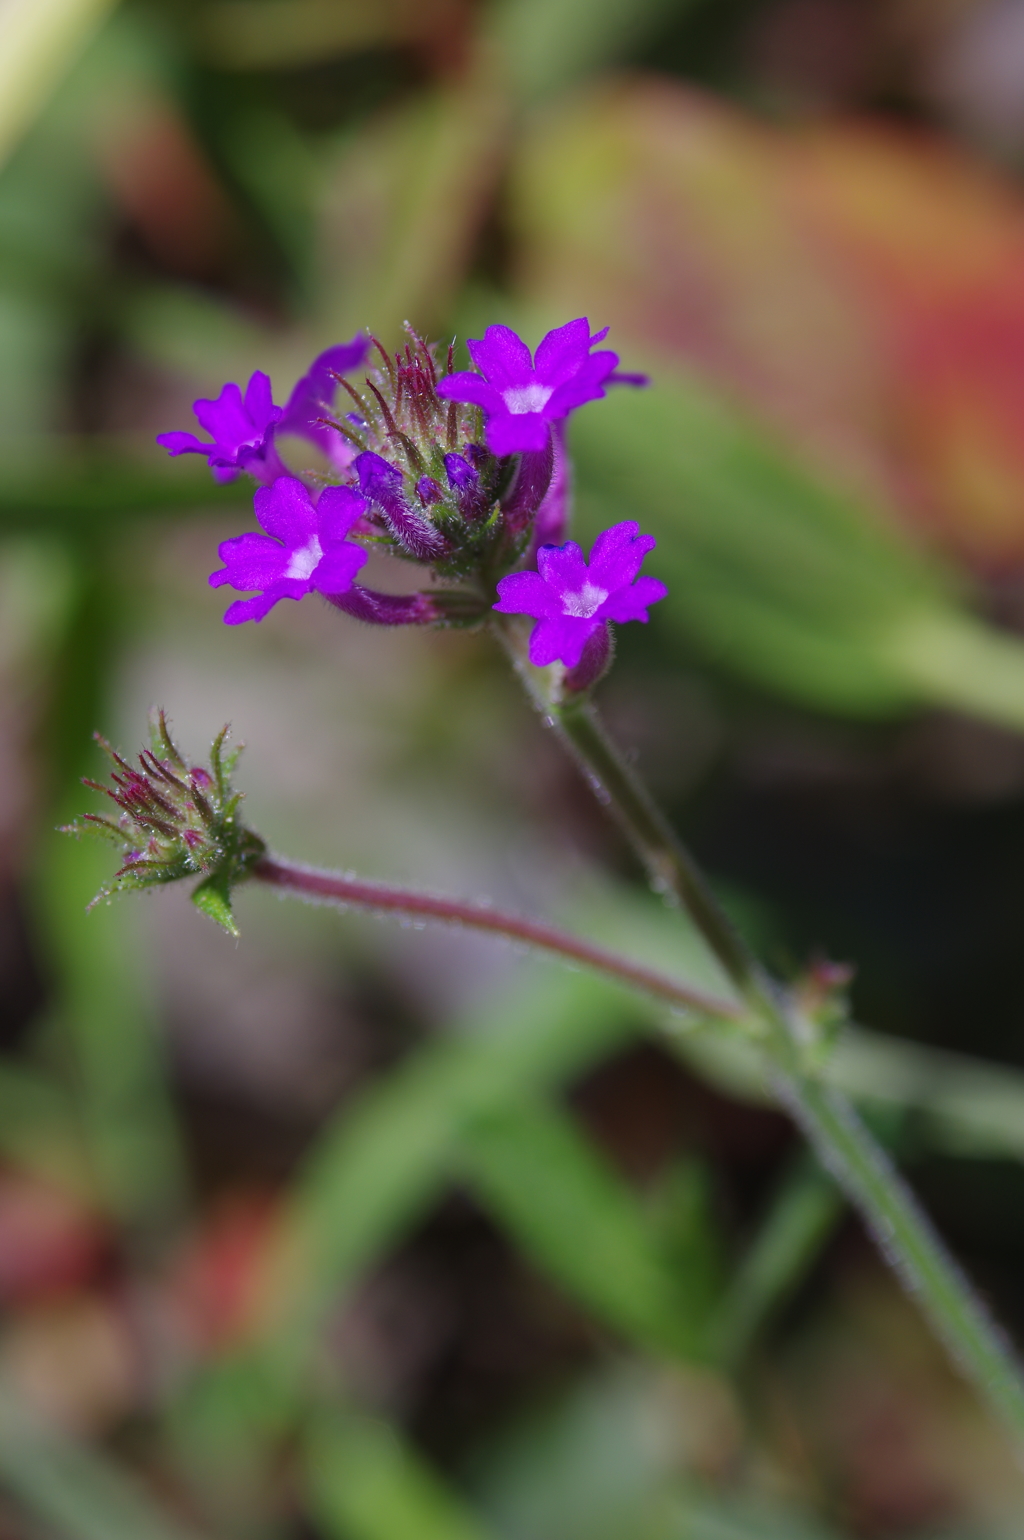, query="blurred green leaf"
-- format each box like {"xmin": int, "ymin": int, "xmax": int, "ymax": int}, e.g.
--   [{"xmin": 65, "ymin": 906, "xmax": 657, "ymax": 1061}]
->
[
  {"xmin": 0, "ymin": 441, "xmax": 245, "ymax": 534},
  {"xmin": 458, "ymin": 1093, "xmax": 705, "ymax": 1358},
  {"xmin": 317, "ymin": 56, "xmax": 508, "ymax": 343},
  {"xmin": 571, "ymin": 369, "xmax": 1024, "ymax": 731},
  {"xmin": 0, "ymin": 0, "xmax": 119, "ymax": 175},
  {"xmin": 34, "ymin": 557, "xmax": 188, "ymax": 1229},
  {"xmin": 305, "ymin": 1410, "xmax": 495, "ymax": 1540},
  {"xmin": 493, "ymin": 0, "xmax": 691, "ymax": 104},
  {"xmin": 0, "ymin": 1383, "xmax": 211, "ymax": 1540},
  {"xmin": 711, "ymin": 1153, "xmax": 842, "ymax": 1367},
  {"xmin": 469, "ymin": 1361, "xmax": 840, "ymax": 1540},
  {"xmin": 198, "ymin": 0, "xmax": 454, "ymax": 70}
]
